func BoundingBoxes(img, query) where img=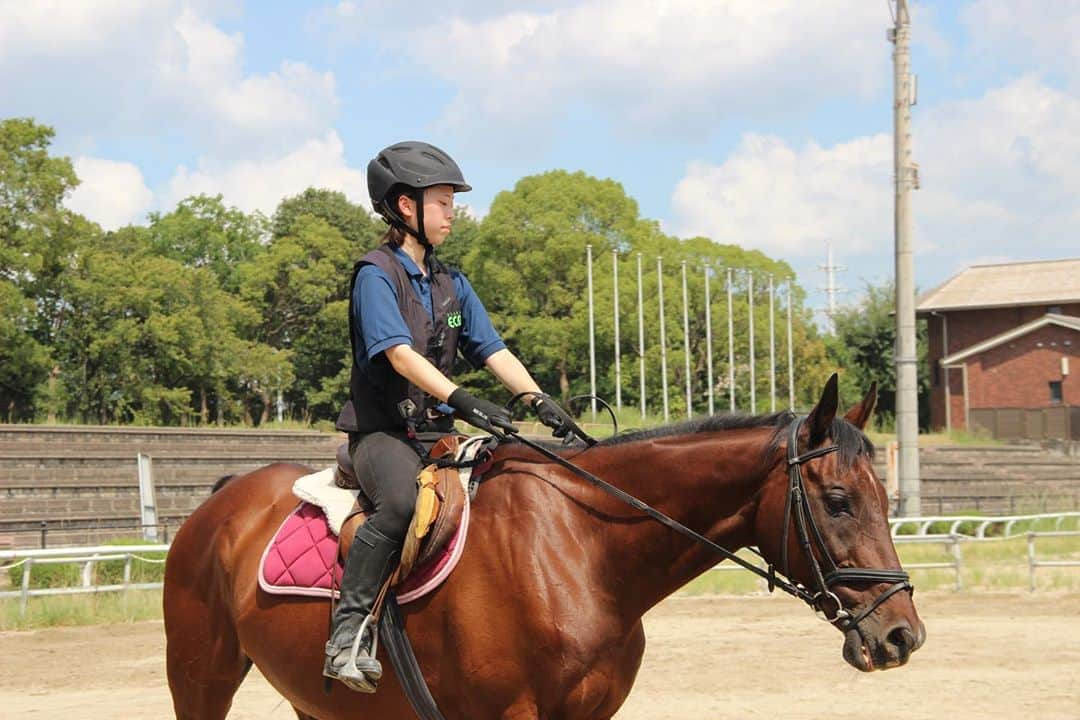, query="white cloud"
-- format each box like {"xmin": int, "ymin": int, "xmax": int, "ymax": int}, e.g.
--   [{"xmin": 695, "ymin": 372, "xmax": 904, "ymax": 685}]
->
[
  {"xmin": 383, "ymin": 0, "xmax": 889, "ymax": 137},
  {"xmin": 0, "ymin": 3, "xmax": 338, "ymax": 159},
  {"xmin": 65, "ymin": 157, "xmax": 154, "ymax": 230},
  {"xmin": 165, "ymin": 131, "xmax": 367, "ymax": 216},
  {"xmin": 0, "ymin": 0, "xmax": 163, "ymax": 56},
  {"xmin": 670, "ymin": 77, "xmax": 1080, "ymax": 274},
  {"xmin": 155, "ymin": 9, "xmax": 338, "ymax": 153},
  {"xmin": 672, "ymin": 133, "xmax": 892, "ymax": 257},
  {"xmin": 961, "ymin": 0, "xmax": 1080, "ymax": 82}
]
